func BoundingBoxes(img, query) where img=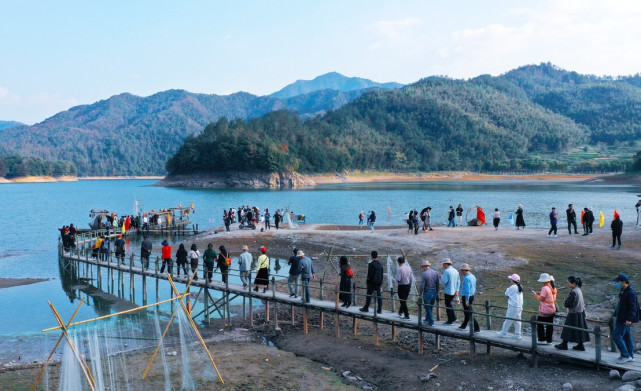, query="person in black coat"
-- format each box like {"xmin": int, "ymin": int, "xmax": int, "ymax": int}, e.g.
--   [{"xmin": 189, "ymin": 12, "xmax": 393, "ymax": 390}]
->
[
  {"xmin": 217, "ymin": 245, "xmax": 230, "ymax": 283},
  {"xmin": 175, "ymin": 243, "xmax": 188, "ymax": 276},
  {"xmin": 612, "ymin": 273, "xmax": 638, "ymax": 363},
  {"xmin": 515, "ymin": 204, "xmax": 526, "ymax": 229},
  {"xmin": 359, "ymin": 251, "xmax": 383, "ymax": 313},
  {"xmin": 611, "ymin": 213, "xmax": 623, "ymax": 249},
  {"xmin": 566, "ymin": 204, "xmax": 578, "ymax": 235},
  {"xmin": 584, "ymin": 208, "xmax": 595, "ymax": 234}
]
